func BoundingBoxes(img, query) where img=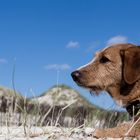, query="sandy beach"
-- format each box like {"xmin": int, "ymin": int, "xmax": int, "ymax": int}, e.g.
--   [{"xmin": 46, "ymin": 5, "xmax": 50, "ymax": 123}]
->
[{"xmin": 0, "ymin": 126, "xmax": 139, "ymax": 140}]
